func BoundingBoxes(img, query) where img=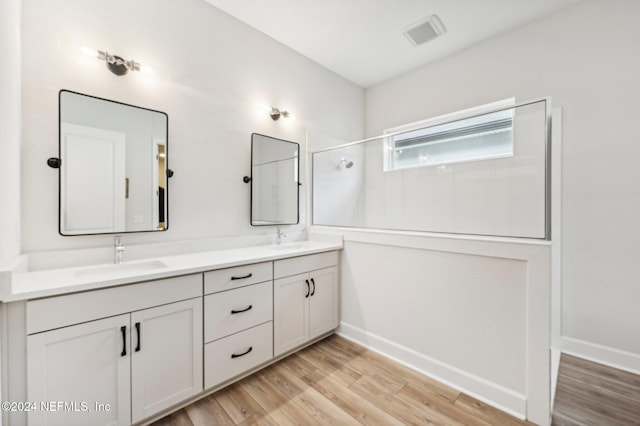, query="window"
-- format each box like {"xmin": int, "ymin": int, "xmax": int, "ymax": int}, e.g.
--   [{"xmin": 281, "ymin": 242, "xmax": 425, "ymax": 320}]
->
[{"xmin": 384, "ymin": 98, "xmax": 515, "ymax": 171}]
